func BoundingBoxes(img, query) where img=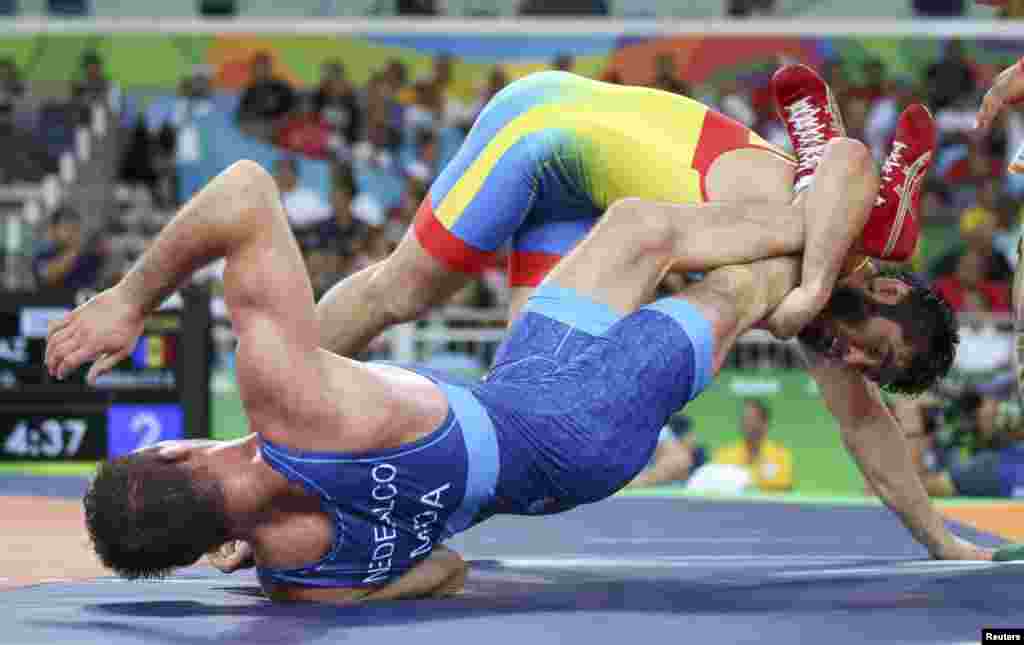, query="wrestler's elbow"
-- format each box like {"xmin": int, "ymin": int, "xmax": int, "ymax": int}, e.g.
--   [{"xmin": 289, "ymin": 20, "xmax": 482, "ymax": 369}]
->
[
  {"xmin": 223, "ymin": 160, "xmax": 283, "ymax": 222},
  {"xmin": 430, "ymin": 549, "xmax": 469, "ymax": 598}
]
